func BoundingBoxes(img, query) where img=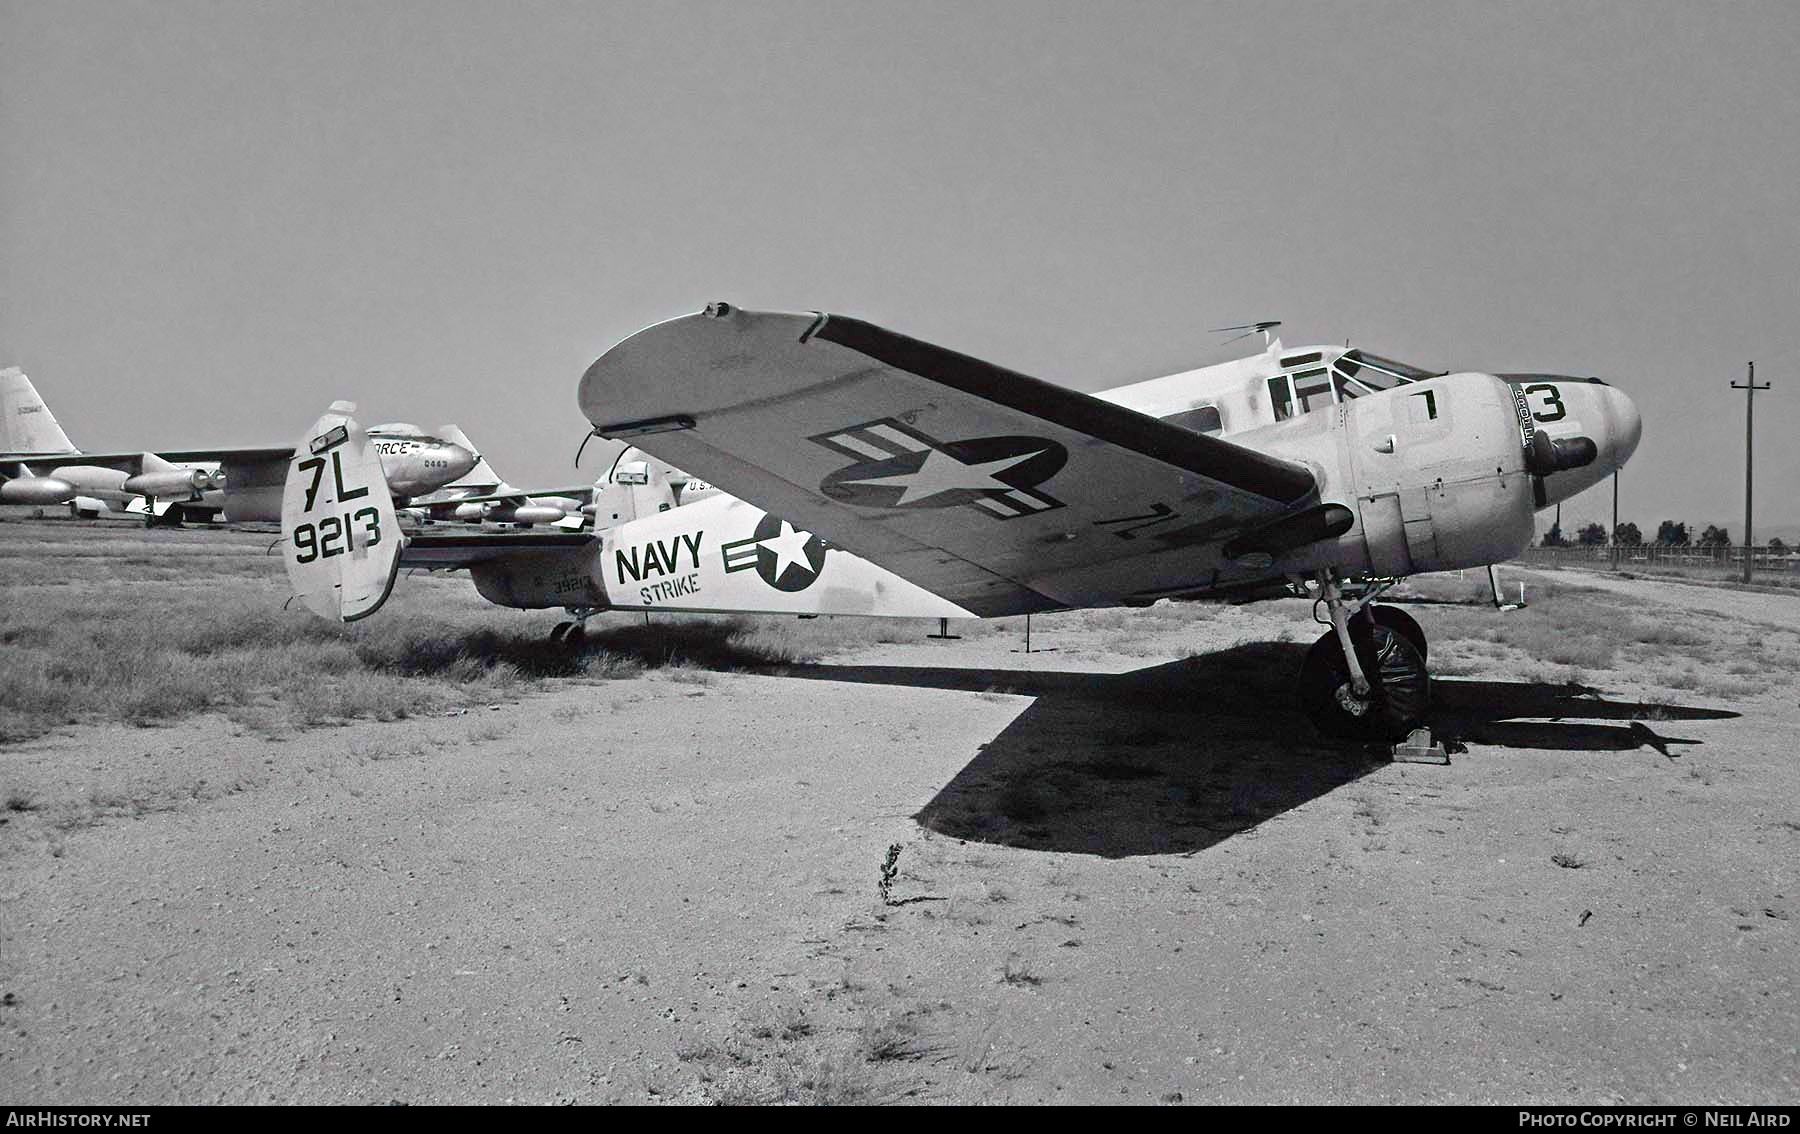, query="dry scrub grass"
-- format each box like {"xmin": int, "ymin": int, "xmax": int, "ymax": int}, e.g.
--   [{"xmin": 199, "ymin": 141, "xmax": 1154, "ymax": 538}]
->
[
  {"xmin": 1395, "ymin": 570, "xmax": 1798, "ymax": 701},
  {"xmin": 3, "ymin": 517, "xmax": 1775, "ymax": 743},
  {"xmin": 0, "ymin": 519, "xmax": 987, "ymax": 741}
]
